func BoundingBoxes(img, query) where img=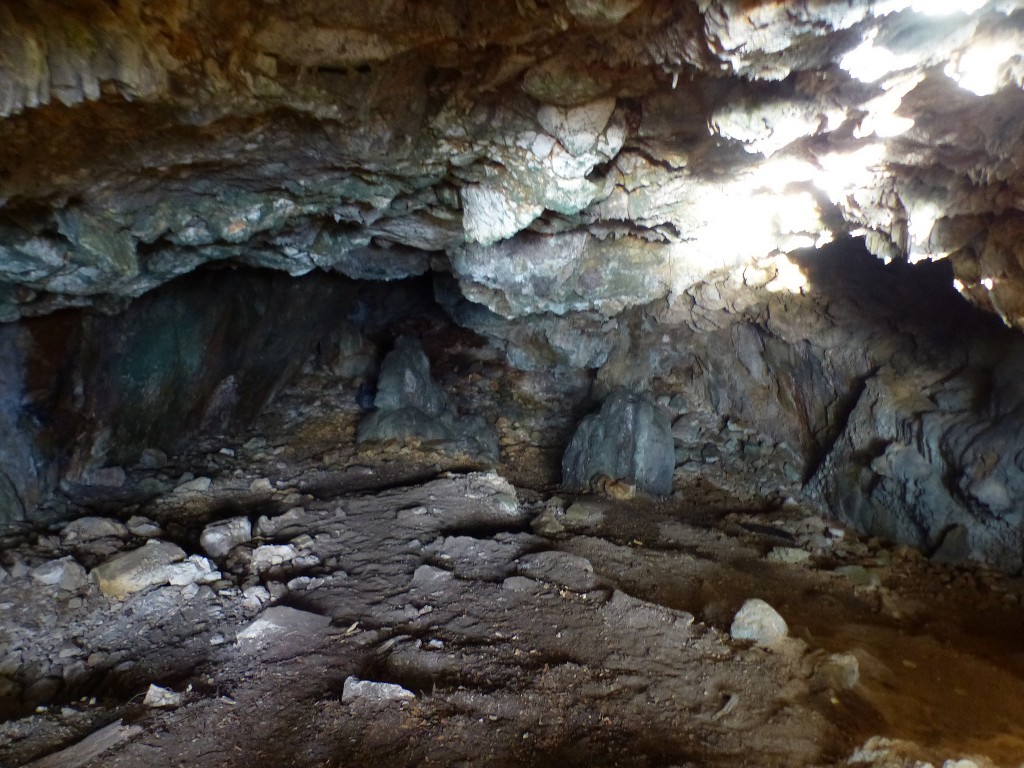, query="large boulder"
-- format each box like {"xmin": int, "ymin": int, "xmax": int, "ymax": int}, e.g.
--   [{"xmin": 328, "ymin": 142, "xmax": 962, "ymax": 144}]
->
[{"xmin": 562, "ymin": 389, "xmax": 674, "ymax": 496}]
